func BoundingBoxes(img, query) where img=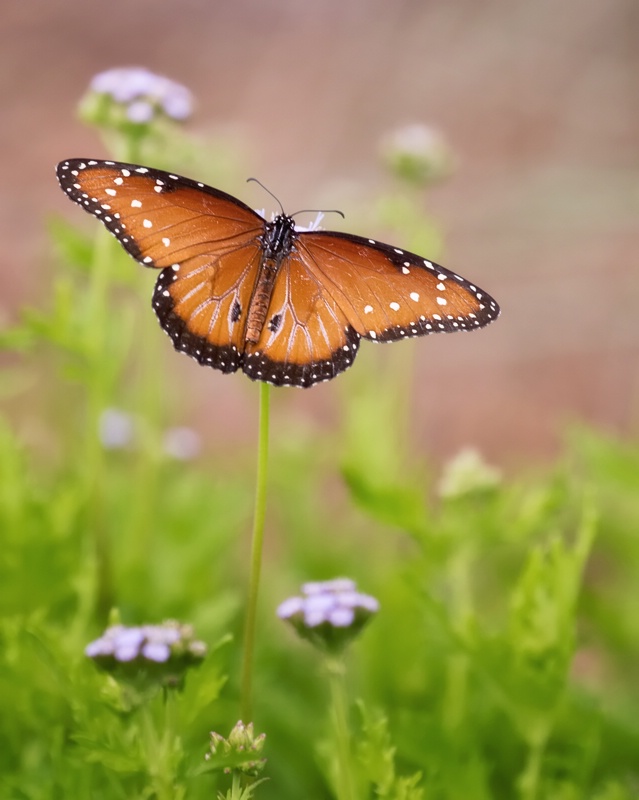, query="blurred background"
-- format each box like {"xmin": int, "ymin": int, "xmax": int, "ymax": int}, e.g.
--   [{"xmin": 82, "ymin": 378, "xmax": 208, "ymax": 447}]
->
[{"xmin": 2, "ymin": 0, "xmax": 637, "ymax": 465}]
